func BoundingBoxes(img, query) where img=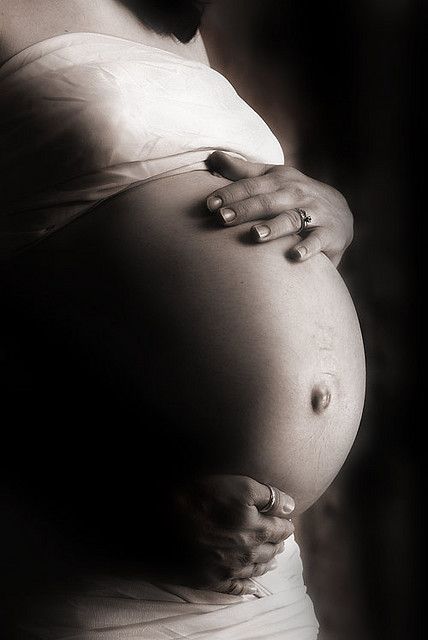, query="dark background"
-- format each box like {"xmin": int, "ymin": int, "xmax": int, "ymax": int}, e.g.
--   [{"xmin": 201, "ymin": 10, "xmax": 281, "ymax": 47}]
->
[
  {"xmin": 0, "ymin": 1, "xmax": 420, "ymax": 638},
  {"xmin": 202, "ymin": 1, "xmax": 420, "ymax": 638}
]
